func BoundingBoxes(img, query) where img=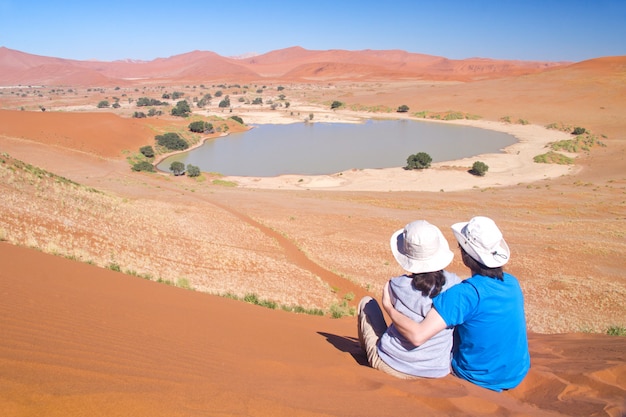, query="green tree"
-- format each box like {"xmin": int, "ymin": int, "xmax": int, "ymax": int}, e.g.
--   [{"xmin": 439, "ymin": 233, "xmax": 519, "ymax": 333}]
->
[
  {"xmin": 187, "ymin": 164, "xmax": 201, "ymax": 177},
  {"xmin": 572, "ymin": 127, "xmax": 586, "ymax": 135},
  {"xmin": 171, "ymin": 100, "xmax": 191, "ymax": 117},
  {"xmin": 470, "ymin": 161, "xmax": 489, "ymax": 176},
  {"xmin": 170, "ymin": 161, "xmax": 185, "ymax": 176},
  {"xmin": 405, "ymin": 152, "xmax": 432, "ymax": 170},
  {"xmin": 97, "ymin": 100, "xmax": 110, "ymax": 108},
  {"xmin": 139, "ymin": 145, "xmax": 155, "ymax": 158},
  {"xmin": 330, "ymin": 100, "xmax": 343, "ymax": 110}
]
